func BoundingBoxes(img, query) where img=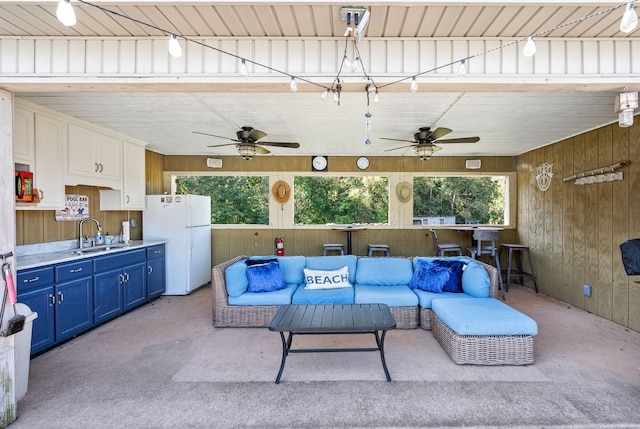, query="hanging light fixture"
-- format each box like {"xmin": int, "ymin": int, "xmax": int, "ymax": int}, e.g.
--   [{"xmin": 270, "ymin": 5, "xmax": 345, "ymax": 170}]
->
[
  {"xmin": 373, "ymin": 90, "xmax": 379, "ymax": 104},
  {"xmin": 320, "ymin": 89, "xmax": 329, "ymax": 99},
  {"xmin": 365, "ymin": 112, "xmax": 372, "ymax": 134},
  {"xmin": 523, "ymin": 36, "xmax": 537, "ymax": 57},
  {"xmin": 168, "ymin": 34, "xmax": 182, "ymax": 58},
  {"xmin": 410, "ymin": 77, "xmax": 418, "ymax": 93},
  {"xmin": 620, "ymin": 1, "xmax": 638, "ymax": 33},
  {"xmin": 237, "ymin": 143, "xmax": 256, "ymax": 160},
  {"xmin": 458, "ymin": 59, "xmax": 467, "ymax": 77},
  {"xmin": 415, "ymin": 145, "xmax": 434, "ymax": 161},
  {"xmin": 56, "ymin": 0, "xmax": 76, "ymax": 26},
  {"xmin": 615, "ymin": 88, "xmax": 638, "ymax": 127},
  {"xmin": 239, "ymin": 58, "xmax": 249, "ymax": 78},
  {"xmin": 289, "ymin": 77, "xmax": 298, "ymax": 93}
]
